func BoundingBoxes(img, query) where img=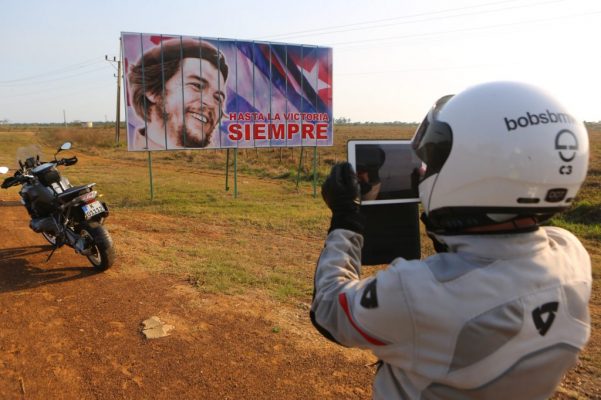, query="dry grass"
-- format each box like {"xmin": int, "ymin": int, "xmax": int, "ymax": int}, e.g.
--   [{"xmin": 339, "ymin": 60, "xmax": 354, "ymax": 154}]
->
[{"xmin": 2, "ymin": 123, "xmax": 600, "ymax": 397}]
